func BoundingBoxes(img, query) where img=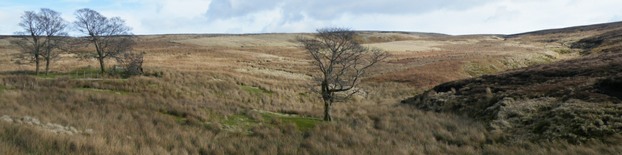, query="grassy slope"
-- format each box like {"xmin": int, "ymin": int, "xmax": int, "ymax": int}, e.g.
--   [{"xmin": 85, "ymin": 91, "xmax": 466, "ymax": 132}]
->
[{"xmin": 0, "ymin": 24, "xmax": 619, "ymax": 154}]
